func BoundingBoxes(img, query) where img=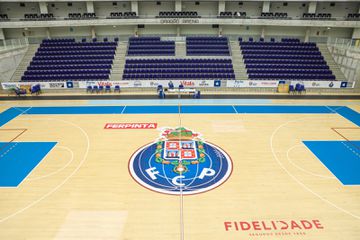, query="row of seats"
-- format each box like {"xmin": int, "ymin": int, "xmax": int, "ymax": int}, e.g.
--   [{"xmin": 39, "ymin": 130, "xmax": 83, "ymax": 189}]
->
[
  {"xmin": 242, "ymin": 50, "xmax": 321, "ymax": 55},
  {"xmin": 22, "ymin": 74, "xmax": 109, "ymax": 81},
  {"xmin": 25, "ymin": 69, "xmax": 110, "ymax": 75},
  {"xmin": 33, "ymin": 55, "xmax": 114, "ymax": 60},
  {"xmin": 243, "ymin": 55, "xmax": 323, "ymax": 60},
  {"xmin": 30, "ymin": 60, "xmax": 113, "ymax": 65},
  {"xmin": 28, "ymin": 64, "xmax": 112, "ymax": 70},
  {"xmin": 241, "ymin": 45, "xmax": 318, "ymax": 50},
  {"xmin": 347, "ymin": 13, "xmax": 360, "ymax": 20},
  {"xmin": 186, "ymin": 37, "xmax": 230, "ymax": 56},
  {"xmin": 260, "ymin": 12, "xmax": 288, "ymax": 19},
  {"xmin": 108, "ymin": 12, "xmax": 137, "ymax": 18},
  {"xmin": 246, "ymin": 64, "xmax": 329, "ymax": 70},
  {"xmin": 39, "ymin": 46, "xmax": 116, "ymax": 51},
  {"xmin": 240, "ymin": 39, "xmax": 335, "ymax": 81},
  {"xmin": 218, "ymin": 12, "xmax": 246, "ymax": 18},
  {"xmin": 123, "ymin": 73, "xmax": 235, "ymax": 80},
  {"xmin": 21, "ymin": 39, "xmax": 116, "ymax": 82},
  {"xmin": 23, "ymin": 13, "xmax": 55, "ymax": 20},
  {"xmin": 35, "ymin": 51, "xmax": 115, "ymax": 56},
  {"xmin": 124, "ymin": 68, "xmax": 234, "ymax": 73},
  {"xmin": 126, "ymin": 58, "xmax": 232, "ymax": 64},
  {"xmin": 247, "ymin": 69, "xmax": 332, "ymax": 74},
  {"xmin": 157, "ymin": 11, "xmax": 199, "ymax": 18},
  {"xmin": 248, "ymin": 73, "xmax": 335, "ymax": 80},
  {"xmin": 127, "ymin": 37, "xmax": 175, "ymax": 56},
  {"xmin": 244, "ymin": 59, "xmax": 326, "ymax": 64},
  {"xmin": 0, "ymin": 14, "xmax": 8, "ymax": 21},
  {"xmin": 40, "ymin": 42, "xmax": 117, "ymax": 47},
  {"xmin": 302, "ymin": 13, "xmax": 332, "ymax": 19},
  {"xmin": 67, "ymin": 13, "xmax": 97, "ymax": 19},
  {"xmin": 123, "ymin": 57, "xmax": 235, "ymax": 80},
  {"xmin": 125, "ymin": 63, "xmax": 233, "ymax": 69}
]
